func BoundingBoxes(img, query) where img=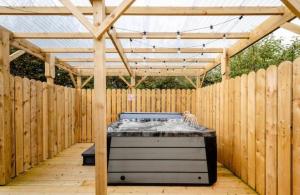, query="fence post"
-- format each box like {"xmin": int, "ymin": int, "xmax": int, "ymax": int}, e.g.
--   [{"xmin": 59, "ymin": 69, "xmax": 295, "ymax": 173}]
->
[{"xmin": 0, "ymin": 29, "xmax": 12, "ymax": 185}]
